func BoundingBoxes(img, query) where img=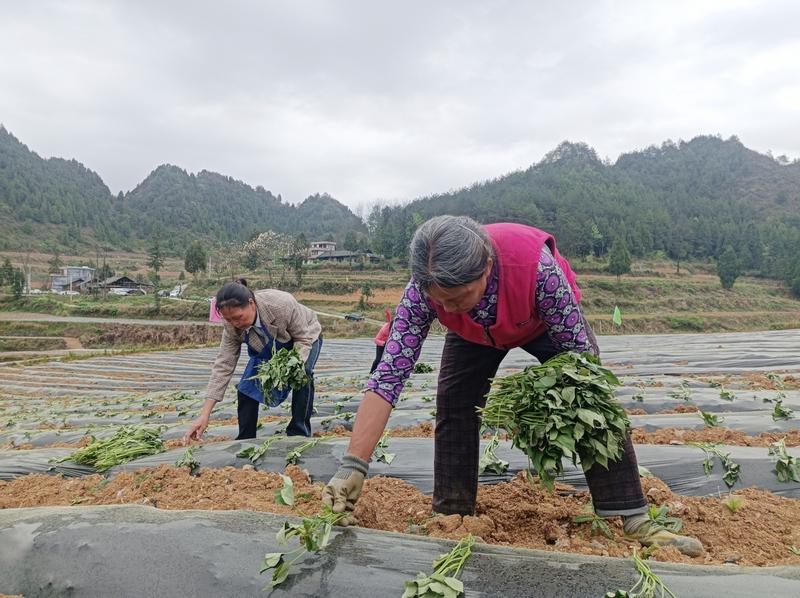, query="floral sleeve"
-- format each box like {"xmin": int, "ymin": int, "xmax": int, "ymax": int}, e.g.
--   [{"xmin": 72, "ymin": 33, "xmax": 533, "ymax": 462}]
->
[
  {"xmin": 535, "ymin": 245, "xmax": 598, "ymax": 355},
  {"xmin": 366, "ymin": 279, "xmax": 436, "ymax": 405}
]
